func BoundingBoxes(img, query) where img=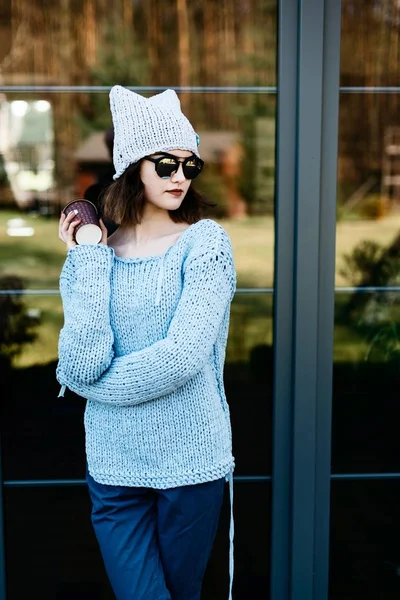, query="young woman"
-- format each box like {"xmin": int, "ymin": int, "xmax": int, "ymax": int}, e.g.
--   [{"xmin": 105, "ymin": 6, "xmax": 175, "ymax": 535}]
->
[{"xmin": 57, "ymin": 85, "xmax": 236, "ymax": 600}]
